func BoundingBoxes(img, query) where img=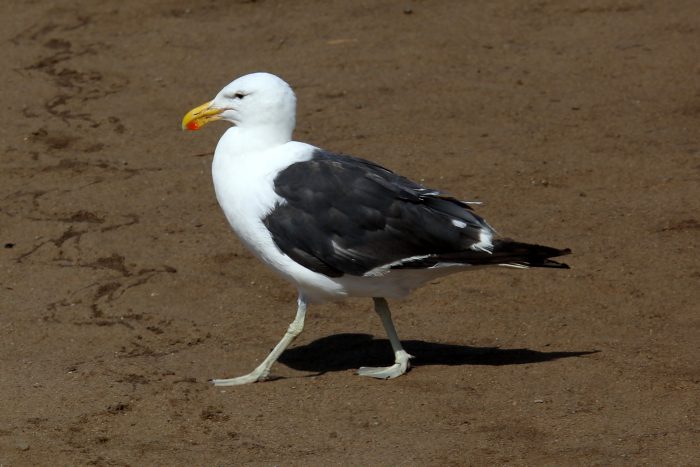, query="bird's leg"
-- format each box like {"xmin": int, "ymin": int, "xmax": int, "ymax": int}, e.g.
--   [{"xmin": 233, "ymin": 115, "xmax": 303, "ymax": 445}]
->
[
  {"xmin": 211, "ymin": 293, "xmax": 307, "ymax": 386},
  {"xmin": 356, "ymin": 297, "xmax": 414, "ymax": 379}
]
